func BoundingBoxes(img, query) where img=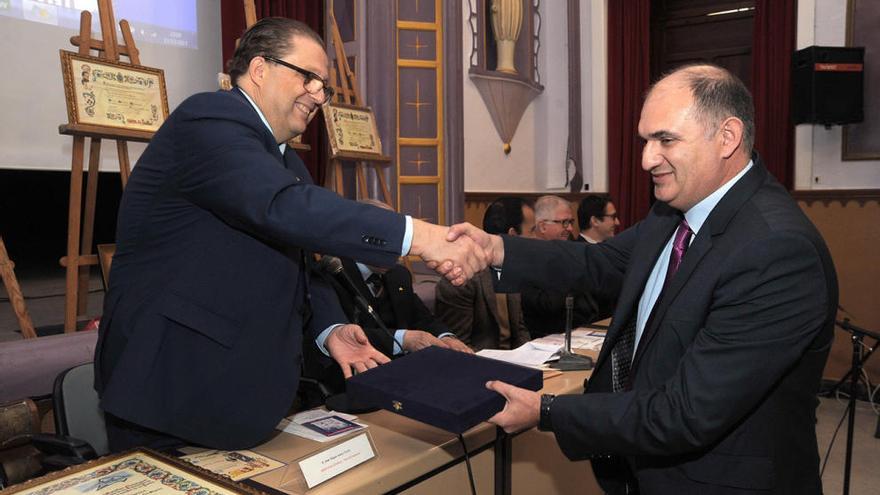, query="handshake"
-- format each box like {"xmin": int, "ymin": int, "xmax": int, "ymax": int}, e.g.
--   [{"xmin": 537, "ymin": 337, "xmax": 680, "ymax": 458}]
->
[{"xmin": 409, "ymin": 219, "xmax": 506, "ymax": 286}]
